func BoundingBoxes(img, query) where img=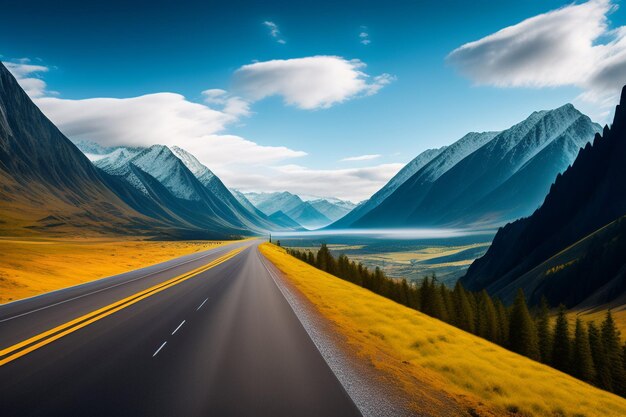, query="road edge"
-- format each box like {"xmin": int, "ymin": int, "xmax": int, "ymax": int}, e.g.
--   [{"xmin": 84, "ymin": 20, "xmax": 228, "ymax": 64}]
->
[{"xmin": 257, "ymin": 246, "xmax": 416, "ymax": 417}]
